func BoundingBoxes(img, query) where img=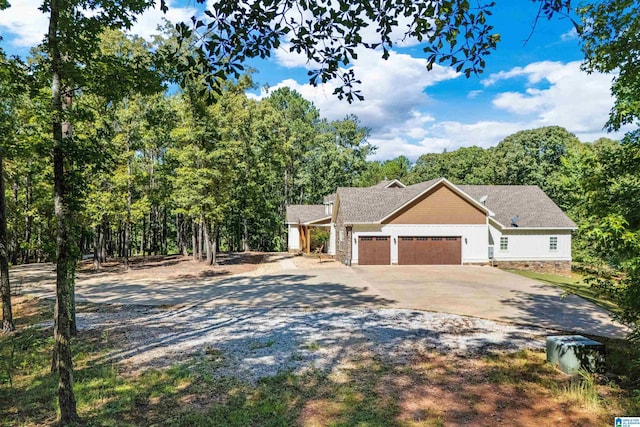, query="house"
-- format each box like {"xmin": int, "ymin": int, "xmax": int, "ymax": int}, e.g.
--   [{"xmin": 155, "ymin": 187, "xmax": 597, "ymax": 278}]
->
[{"xmin": 285, "ymin": 178, "xmax": 577, "ymax": 275}]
